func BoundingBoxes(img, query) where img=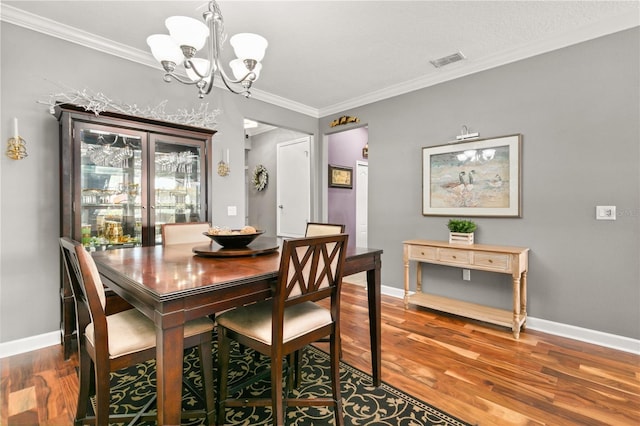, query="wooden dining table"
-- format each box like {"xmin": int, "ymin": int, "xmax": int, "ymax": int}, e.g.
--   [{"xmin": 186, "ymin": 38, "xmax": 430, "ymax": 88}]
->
[{"xmin": 92, "ymin": 238, "xmax": 383, "ymax": 425}]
